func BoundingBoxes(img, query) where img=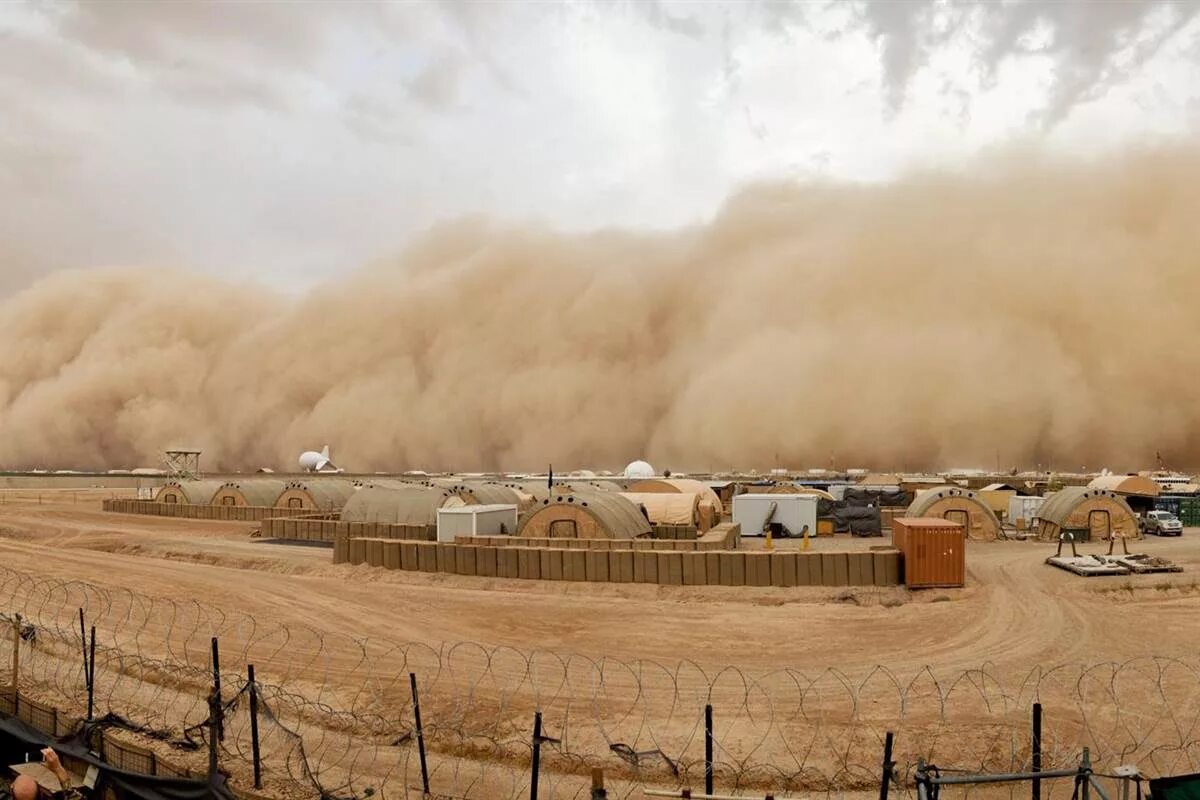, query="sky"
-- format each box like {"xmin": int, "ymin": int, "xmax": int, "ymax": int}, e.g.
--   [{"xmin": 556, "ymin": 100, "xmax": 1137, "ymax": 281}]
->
[{"xmin": 2, "ymin": 0, "xmax": 1199, "ymax": 295}]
